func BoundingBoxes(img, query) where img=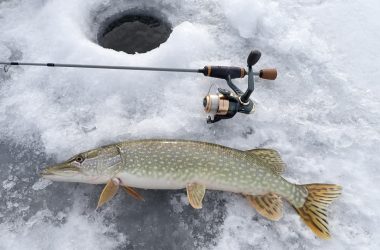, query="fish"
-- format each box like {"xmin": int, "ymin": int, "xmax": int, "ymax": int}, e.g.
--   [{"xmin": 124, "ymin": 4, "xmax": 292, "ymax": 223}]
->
[{"xmin": 40, "ymin": 139, "xmax": 342, "ymax": 239}]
